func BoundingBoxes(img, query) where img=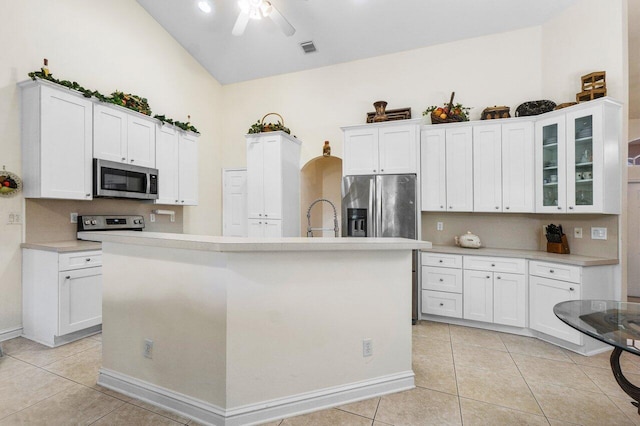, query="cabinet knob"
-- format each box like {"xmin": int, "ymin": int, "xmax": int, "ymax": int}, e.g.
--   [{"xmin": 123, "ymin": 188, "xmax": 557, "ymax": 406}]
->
[
  {"xmin": 486, "ymin": 276, "xmax": 490, "ymax": 279},
  {"xmin": 381, "ymin": 169, "xmax": 384, "ymax": 172},
  {"xmin": 258, "ymin": 221, "xmax": 262, "ymax": 224},
  {"xmin": 86, "ymin": 194, "xmax": 91, "ymax": 198},
  {"xmin": 570, "ymin": 287, "xmax": 575, "ymax": 291},
  {"xmin": 121, "ymin": 157, "xmax": 126, "ymax": 161},
  {"xmin": 259, "ymin": 214, "xmax": 262, "ymax": 217},
  {"xmin": 439, "ymin": 303, "xmax": 444, "ymax": 306},
  {"xmin": 181, "ymin": 200, "xmax": 184, "ymax": 203},
  {"xmin": 175, "ymin": 200, "xmax": 179, "ymax": 203},
  {"xmin": 449, "ymin": 206, "xmax": 452, "ymax": 209},
  {"xmin": 569, "ymin": 206, "xmax": 574, "ymax": 210},
  {"xmin": 65, "ymin": 275, "xmax": 71, "ymax": 280},
  {"xmin": 491, "ymin": 263, "xmax": 495, "ymax": 267},
  {"xmin": 439, "ymin": 260, "xmax": 443, "ymax": 263},
  {"xmin": 496, "ymin": 276, "xmax": 501, "ymax": 279},
  {"xmin": 495, "ymin": 206, "xmax": 499, "ymax": 210},
  {"xmin": 550, "ymin": 269, "xmax": 555, "ymax": 273},
  {"xmin": 85, "ymin": 258, "xmax": 91, "ymax": 262},
  {"xmin": 505, "ymin": 206, "xmax": 510, "ymax": 210},
  {"xmin": 373, "ymin": 170, "xmax": 377, "ymax": 173},
  {"xmin": 439, "ymin": 278, "xmax": 444, "ymax": 282},
  {"xmin": 130, "ymin": 159, "xmax": 135, "ymax": 163},
  {"xmin": 557, "ymin": 207, "xmax": 562, "ymax": 210},
  {"xmin": 265, "ymin": 214, "xmax": 268, "ymax": 217},
  {"xmin": 440, "ymin": 205, "xmax": 444, "ymax": 209}
]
